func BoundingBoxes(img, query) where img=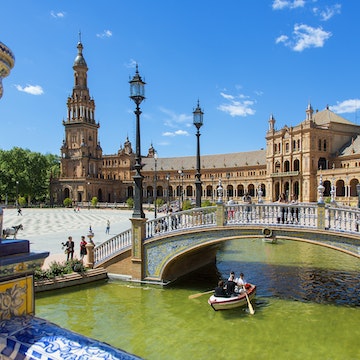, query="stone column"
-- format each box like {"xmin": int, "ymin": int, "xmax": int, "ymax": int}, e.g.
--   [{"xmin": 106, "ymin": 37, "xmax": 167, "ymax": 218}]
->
[
  {"xmin": 85, "ymin": 241, "xmax": 95, "ymax": 268},
  {"xmin": 317, "ymin": 203, "xmax": 326, "ymax": 230},
  {"xmin": 216, "ymin": 202, "xmax": 225, "ymax": 227},
  {"xmin": 130, "ymin": 218, "xmax": 147, "ymax": 280}
]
